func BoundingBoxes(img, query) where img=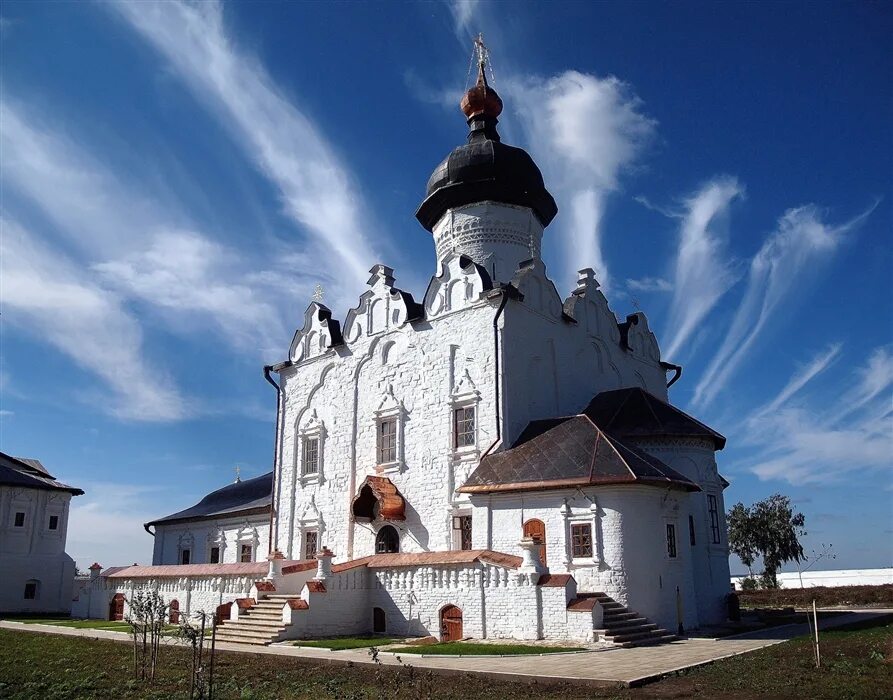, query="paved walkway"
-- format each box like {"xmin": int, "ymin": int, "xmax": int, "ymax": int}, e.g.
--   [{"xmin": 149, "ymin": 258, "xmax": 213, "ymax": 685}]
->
[{"xmin": 2, "ymin": 608, "xmax": 890, "ymax": 688}]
